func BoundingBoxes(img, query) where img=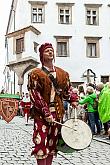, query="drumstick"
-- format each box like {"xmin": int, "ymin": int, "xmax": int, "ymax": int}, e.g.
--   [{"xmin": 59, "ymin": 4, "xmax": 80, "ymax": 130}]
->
[
  {"xmin": 54, "ymin": 120, "xmax": 73, "ymax": 129},
  {"xmin": 74, "ymin": 108, "xmax": 78, "ymax": 122}
]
